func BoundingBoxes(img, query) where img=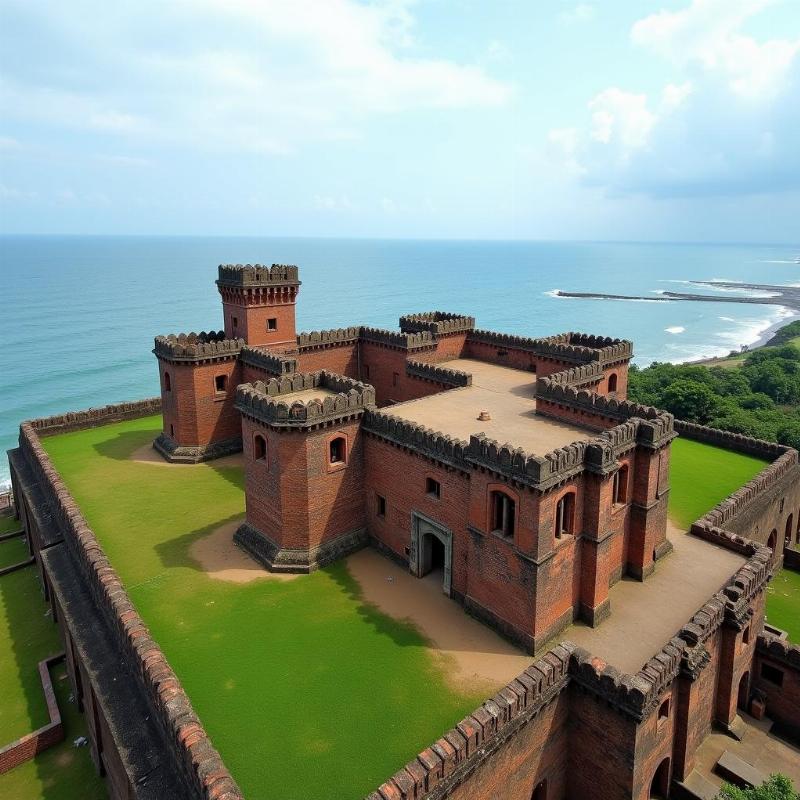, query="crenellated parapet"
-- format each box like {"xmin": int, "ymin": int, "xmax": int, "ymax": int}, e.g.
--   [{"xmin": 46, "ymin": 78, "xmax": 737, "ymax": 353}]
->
[
  {"xmin": 541, "ymin": 361, "xmax": 604, "ymax": 388},
  {"xmin": 235, "ymin": 371, "xmax": 375, "ymax": 429},
  {"xmin": 567, "ymin": 333, "xmax": 633, "ymax": 364},
  {"xmin": 359, "ymin": 326, "xmax": 435, "ymax": 351},
  {"xmin": 215, "ymin": 263, "xmax": 300, "ymax": 287},
  {"xmin": 362, "ymin": 410, "xmax": 470, "ymax": 471},
  {"xmin": 405, "ymin": 360, "xmax": 472, "ymax": 387},
  {"xmin": 399, "ymin": 311, "xmax": 476, "ymax": 336},
  {"xmin": 296, "ymin": 327, "xmax": 360, "ymax": 350},
  {"xmin": 536, "ymin": 381, "xmax": 670, "ymax": 425},
  {"xmin": 153, "ymin": 331, "xmax": 244, "ymax": 363},
  {"xmin": 757, "ymin": 631, "xmax": 800, "ymax": 668},
  {"xmin": 239, "ymin": 345, "xmax": 298, "ymax": 375}
]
